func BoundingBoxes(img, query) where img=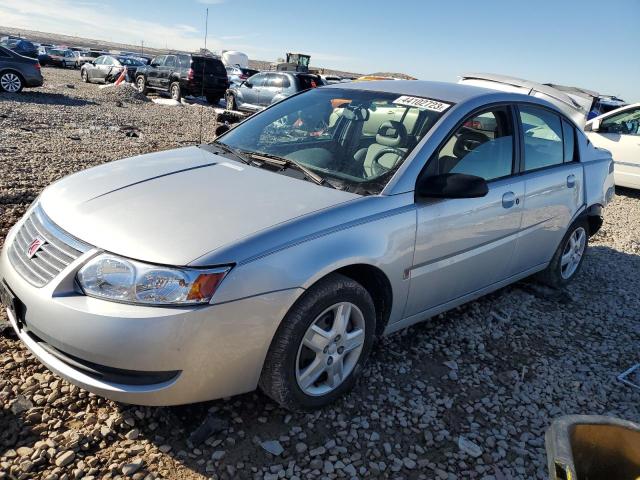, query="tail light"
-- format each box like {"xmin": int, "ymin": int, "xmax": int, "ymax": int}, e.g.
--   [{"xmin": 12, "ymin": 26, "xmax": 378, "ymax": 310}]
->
[
  {"xmin": 35, "ymin": 62, "xmax": 41, "ymax": 71},
  {"xmin": 187, "ymin": 68, "xmax": 194, "ymax": 81}
]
